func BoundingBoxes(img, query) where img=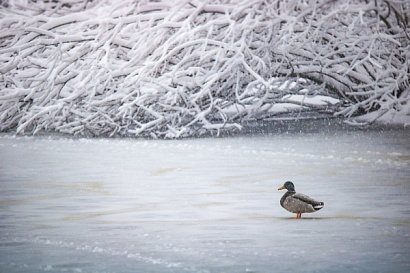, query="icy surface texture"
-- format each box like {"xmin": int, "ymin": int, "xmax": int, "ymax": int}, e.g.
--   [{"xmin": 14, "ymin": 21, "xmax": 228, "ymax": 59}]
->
[{"xmin": 0, "ymin": 125, "xmax": 409, "ymax": 272}]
